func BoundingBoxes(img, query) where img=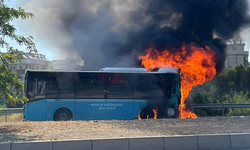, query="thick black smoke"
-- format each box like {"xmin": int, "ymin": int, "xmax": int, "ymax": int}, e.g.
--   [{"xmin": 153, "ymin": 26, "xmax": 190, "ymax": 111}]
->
[
  {"xmin": 119, "ymin": 0, "xmax": 250, "ymax": 73},
  {"xmin": 19, "ymin": 0, "xmax": 250, "ymax": 71}
]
